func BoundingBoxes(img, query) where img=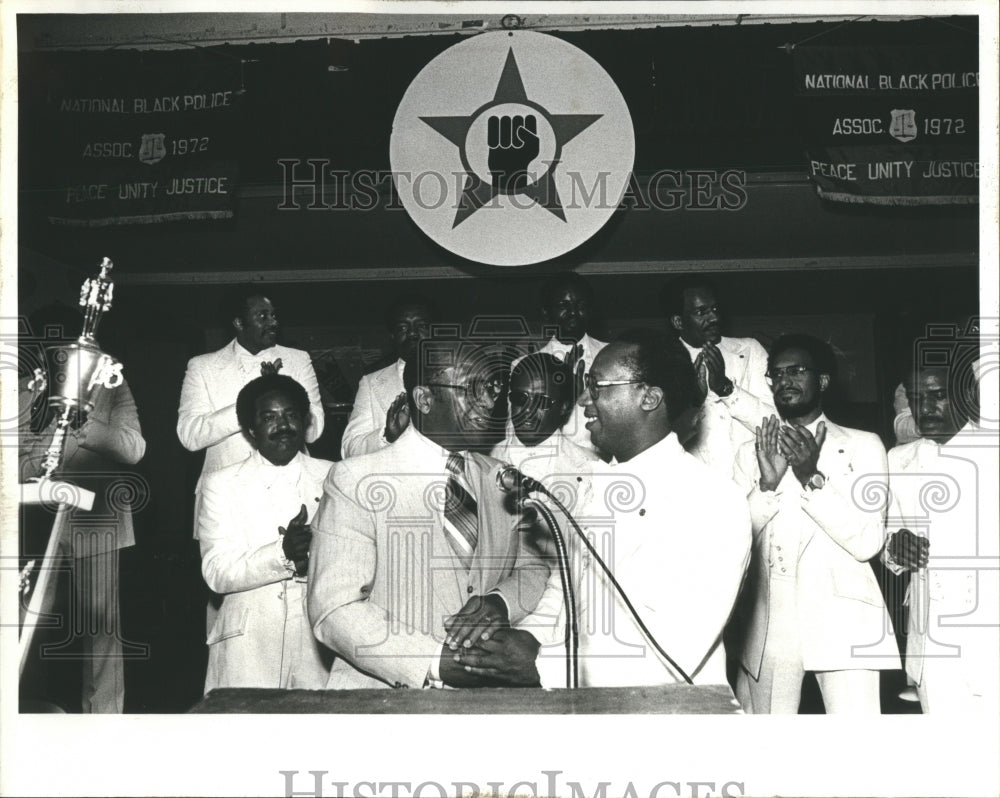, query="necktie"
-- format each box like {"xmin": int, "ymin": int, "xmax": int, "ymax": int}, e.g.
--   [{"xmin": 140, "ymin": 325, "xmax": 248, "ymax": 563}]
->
[{"xmin": 443, "ymin": 452, "xmax": 479, "ymax": 571}]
